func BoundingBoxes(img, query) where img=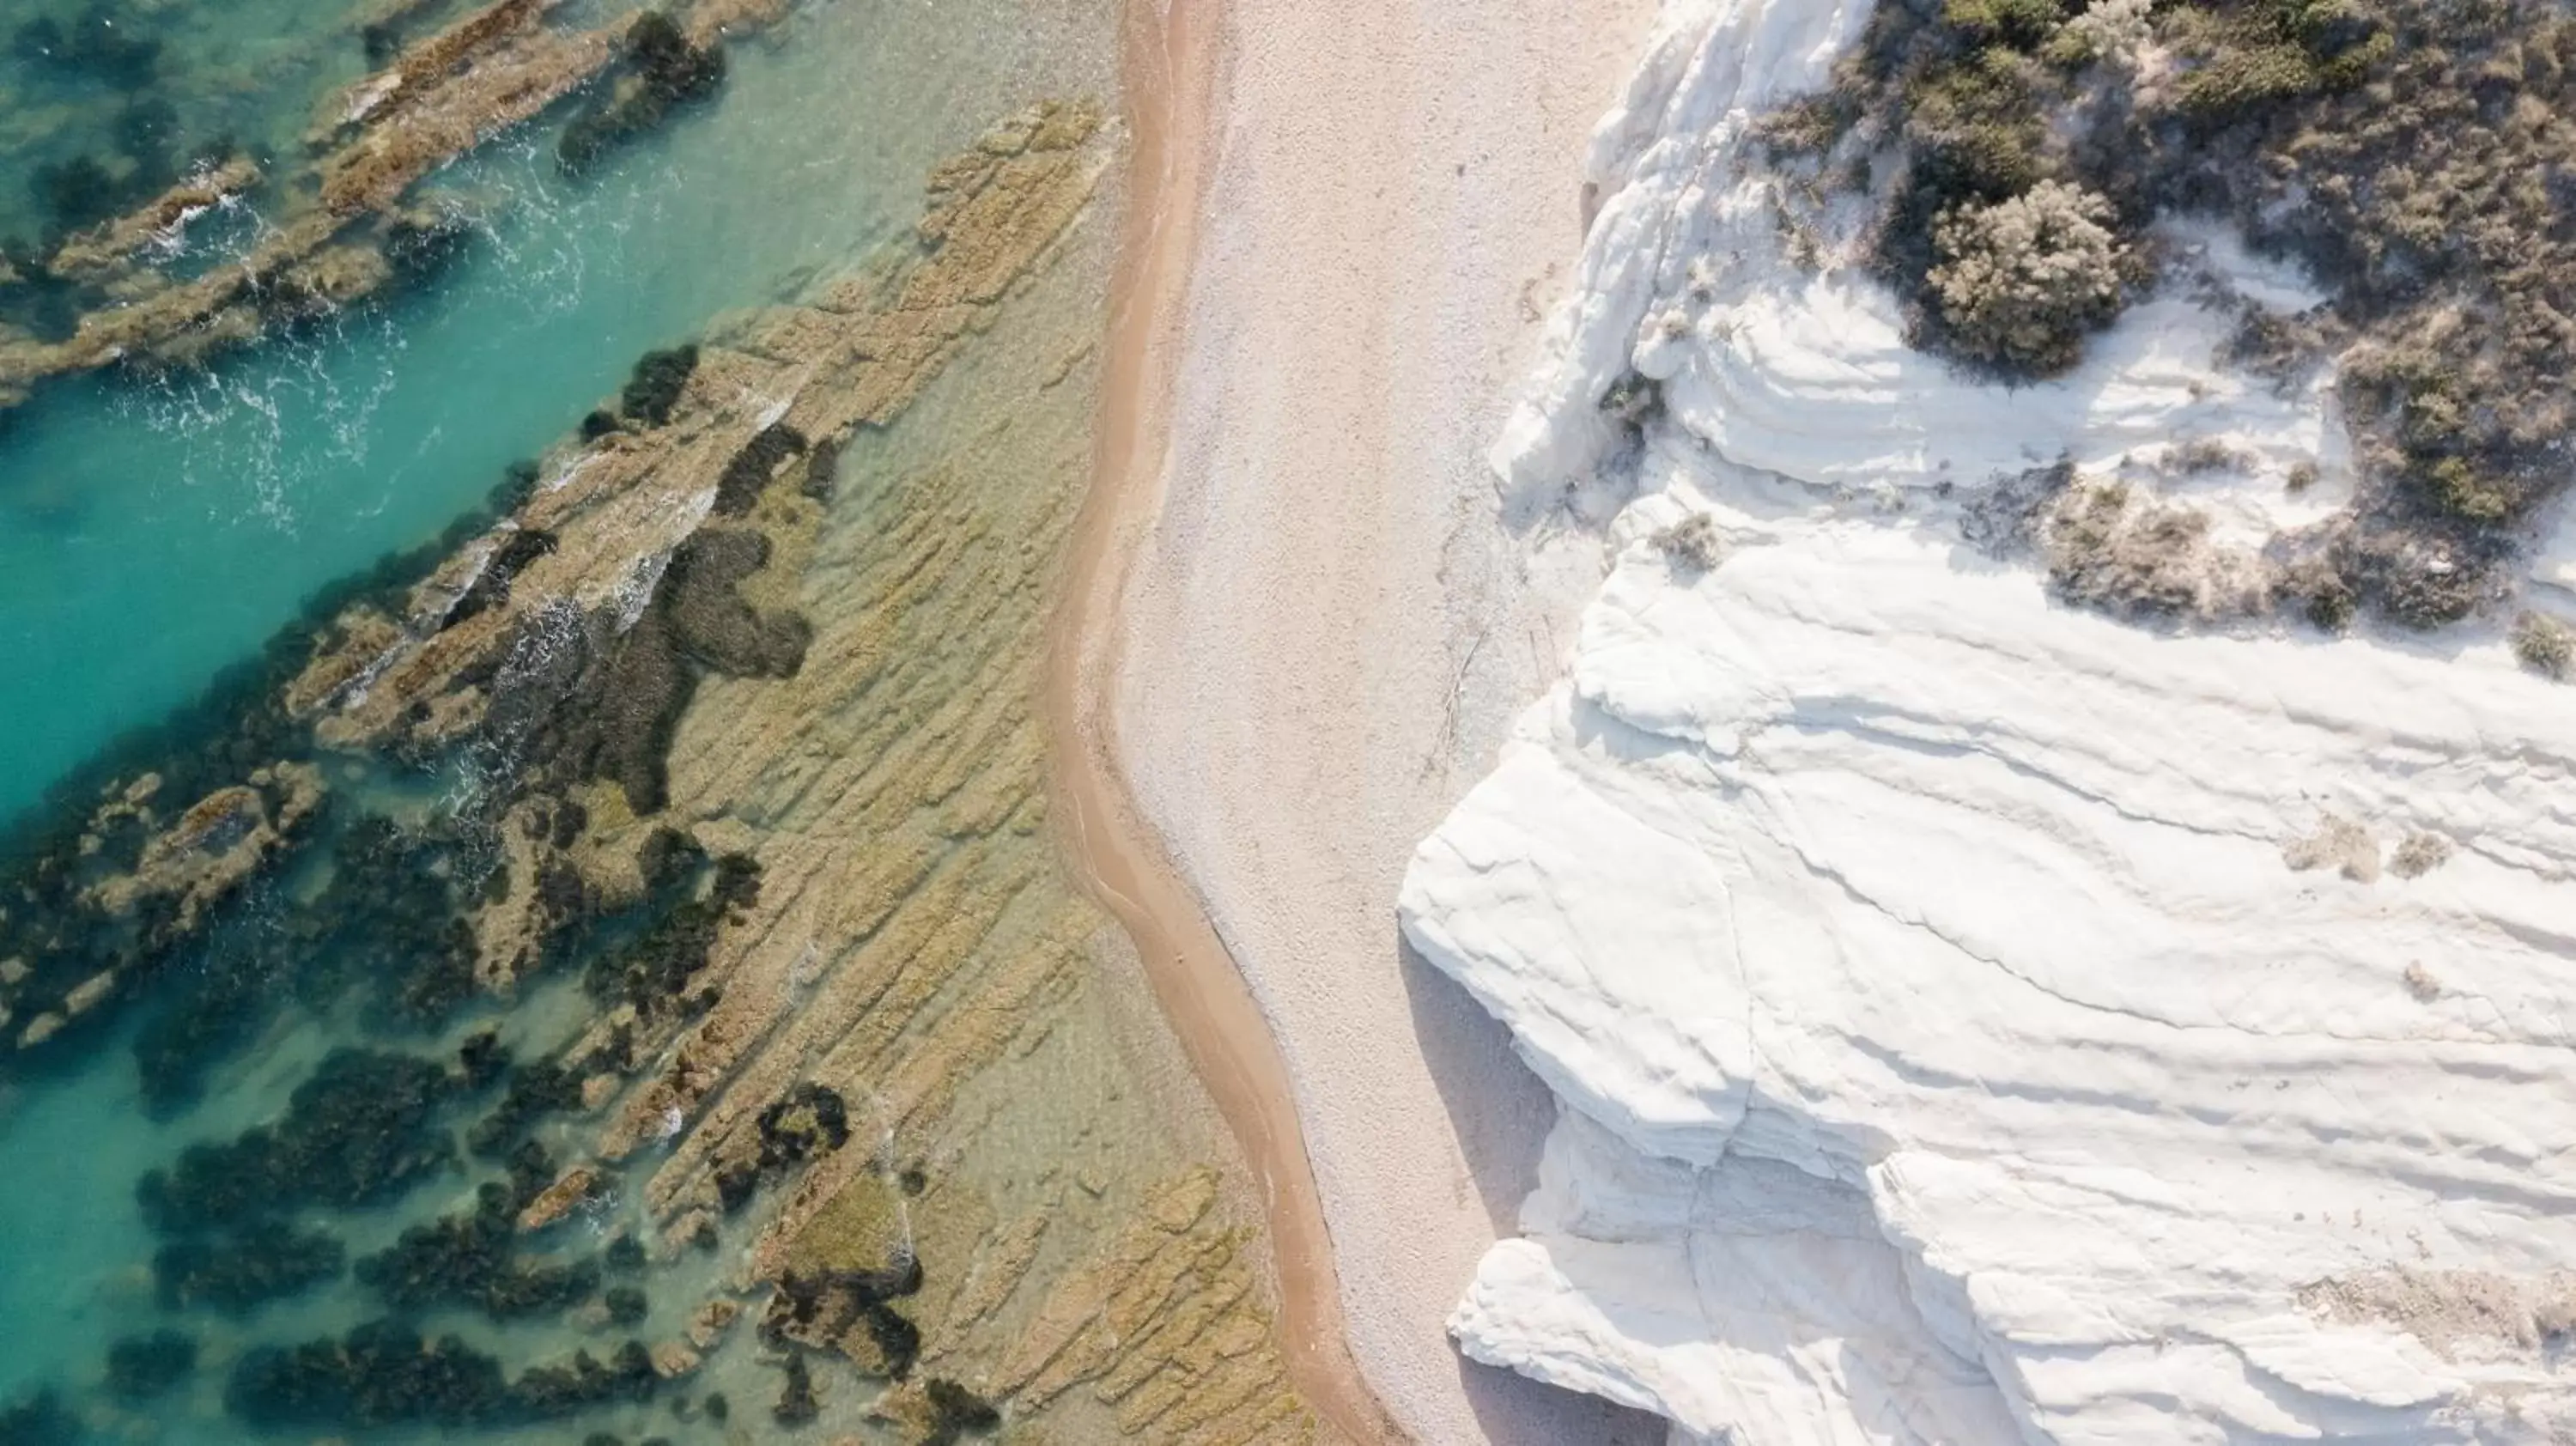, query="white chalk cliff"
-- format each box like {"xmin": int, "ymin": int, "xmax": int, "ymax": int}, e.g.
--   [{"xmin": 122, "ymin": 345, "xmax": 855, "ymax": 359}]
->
[{"xmin": 1397, "ymin": 0, "xmax": 2576, "ymax": 1442}]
